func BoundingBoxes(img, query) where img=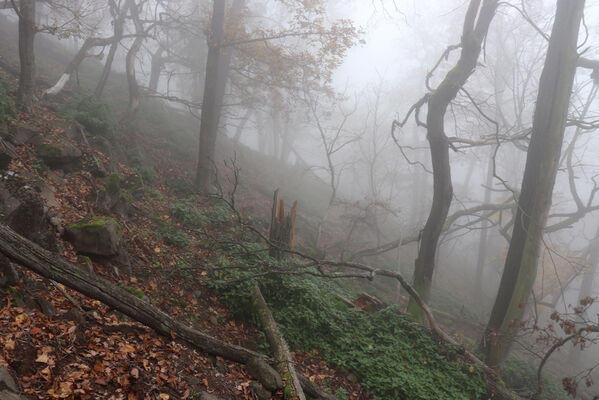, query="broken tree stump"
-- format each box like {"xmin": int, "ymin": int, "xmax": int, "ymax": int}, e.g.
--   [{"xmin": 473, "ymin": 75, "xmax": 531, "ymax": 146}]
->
[{"xmin": 269, "ymin": 189, "xmax": 297, "ymax": 260}]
